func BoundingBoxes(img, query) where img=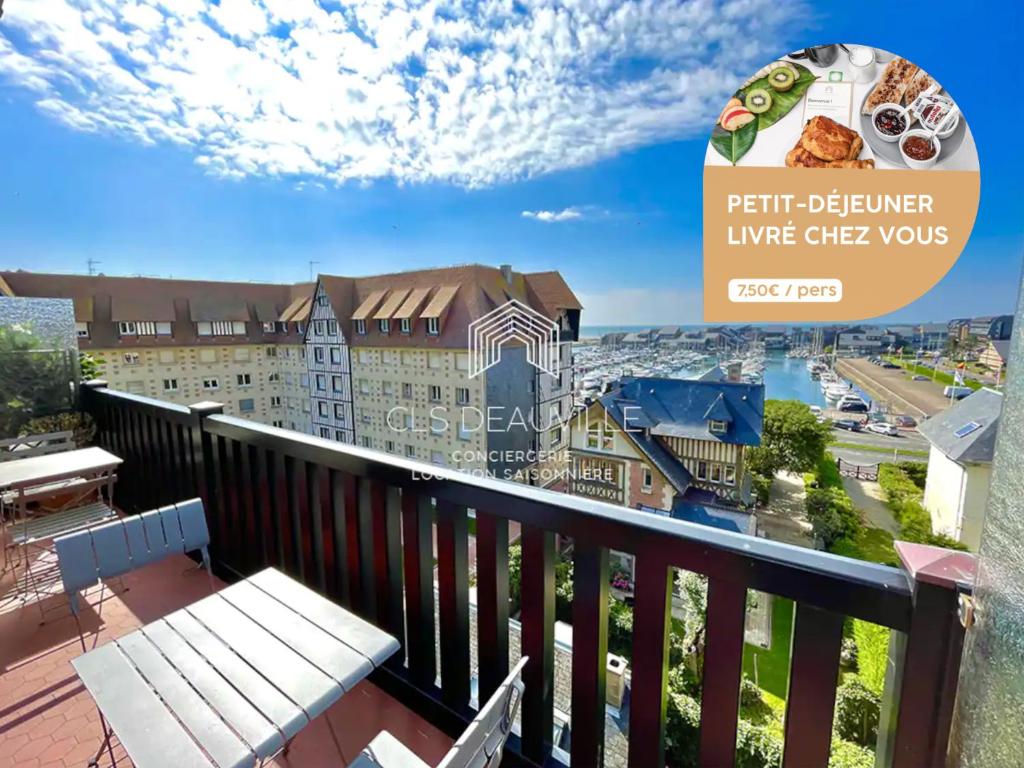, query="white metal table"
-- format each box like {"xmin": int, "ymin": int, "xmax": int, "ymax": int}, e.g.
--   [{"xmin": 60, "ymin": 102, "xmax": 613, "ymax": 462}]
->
[
  {"xmin": 73, "ymin": 567, "xmax": 400, "ymax": 768},
  {"xmin": 0, "ymin": 446, "xmax": 121, "ymax": 581}
]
